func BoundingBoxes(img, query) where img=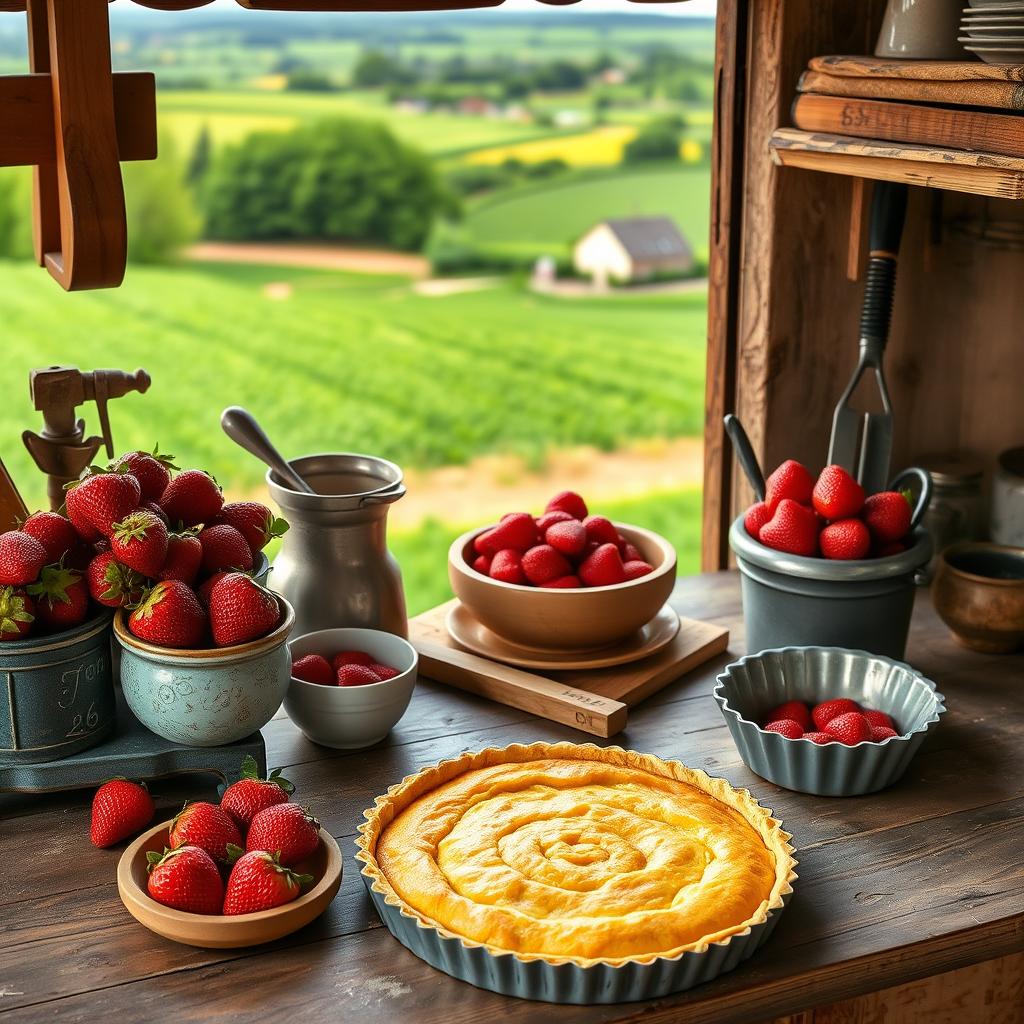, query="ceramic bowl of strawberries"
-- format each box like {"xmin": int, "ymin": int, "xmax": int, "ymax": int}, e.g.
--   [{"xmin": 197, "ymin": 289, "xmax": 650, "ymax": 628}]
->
[
  {"xmin": 285, "ymin": 627, "xmax": 417, "ymax": 749},
  {"xmin": 729, "ymin": 460, "xmax": 932, "ymax": 659},
  {"xmin": 714, "ymin": 646, "xmax": 945, "ymax": 796},
  {"xmin": 448, "ymin": 490, "xmax": 677, "ymax": 652}
]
